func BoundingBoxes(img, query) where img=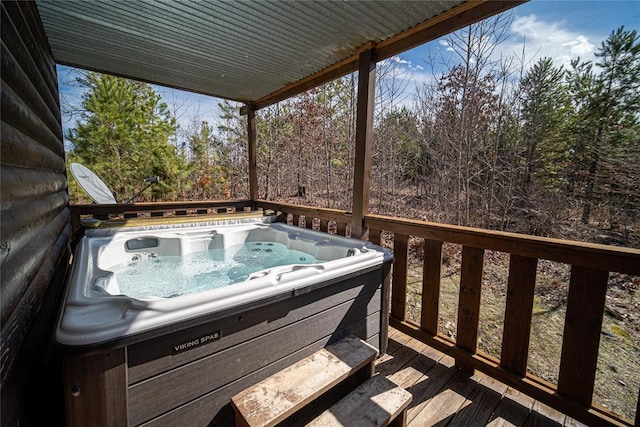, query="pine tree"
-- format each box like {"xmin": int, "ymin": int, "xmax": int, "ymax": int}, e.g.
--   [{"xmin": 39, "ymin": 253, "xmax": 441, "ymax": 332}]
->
[
  {"xmin": 566, "ymin": 27, "xmax": 640, "ymax": 224},
  {"xmin": 186, "ymin": 121, "xmax": 229, "ymax": 199},
  {"xmin": 67, "ymin": 72, "xmax": 185, "ymax": 201},
  {"xmin": 519, "ymin": 58, "xmax": 570, "ymax": 207},
  {"xmin": 217, "ymin": 100, "xmax": 247, "ymax": 198}
]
